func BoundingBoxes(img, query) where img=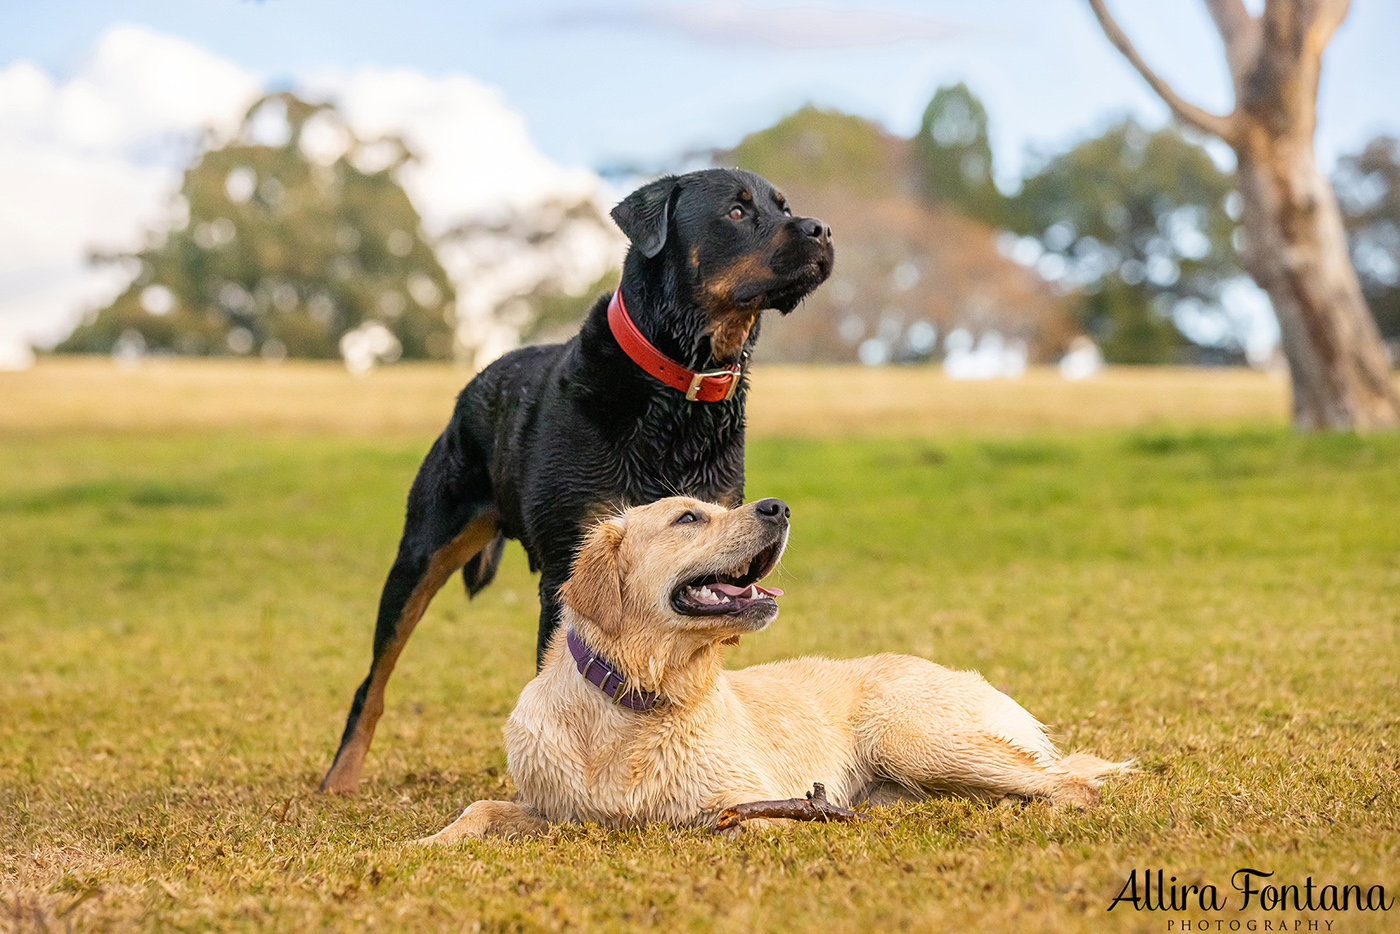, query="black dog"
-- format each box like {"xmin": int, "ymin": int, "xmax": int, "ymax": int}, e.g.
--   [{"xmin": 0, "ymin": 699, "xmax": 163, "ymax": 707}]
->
[{"xmin": 320, "ymin": 168, "xmax": 832, "ymax": 793}]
